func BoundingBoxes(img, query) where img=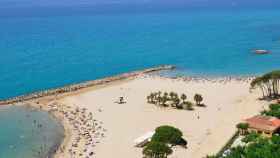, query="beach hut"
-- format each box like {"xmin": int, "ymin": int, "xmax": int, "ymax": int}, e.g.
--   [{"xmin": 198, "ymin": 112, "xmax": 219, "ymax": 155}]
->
[
  {"xmin": 134, "ymin": 131, "xmax": 155, "ymax": 147},
  {"xmin": 245, "ymin": 115, "xmax": 280, "ymax": 137}
]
